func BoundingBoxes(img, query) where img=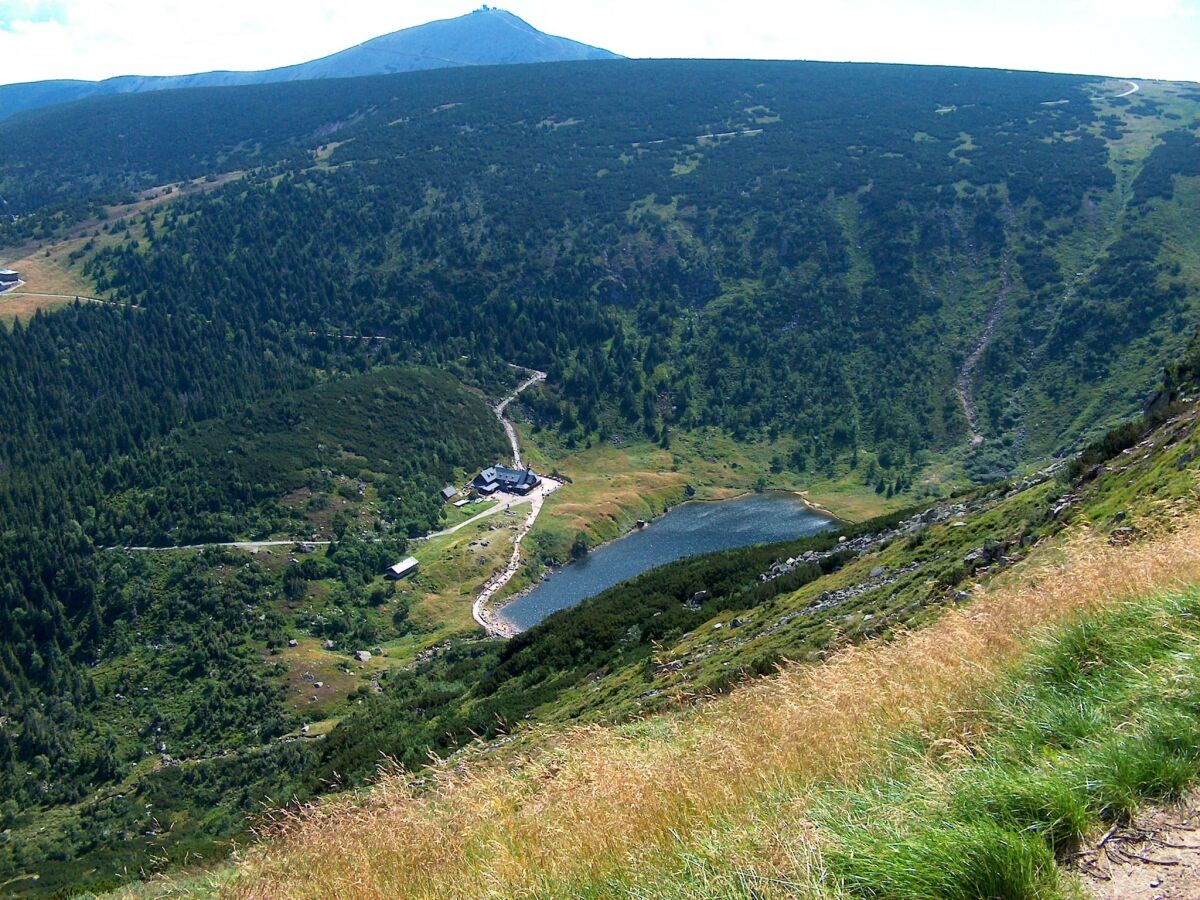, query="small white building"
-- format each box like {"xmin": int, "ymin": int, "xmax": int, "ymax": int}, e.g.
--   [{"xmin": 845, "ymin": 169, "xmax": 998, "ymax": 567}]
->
[{"xmin": 386, "ymin": 556, "xmax": 420, "ymax": 580}]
